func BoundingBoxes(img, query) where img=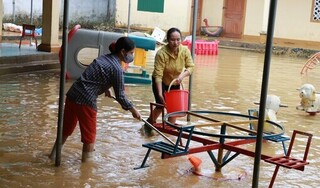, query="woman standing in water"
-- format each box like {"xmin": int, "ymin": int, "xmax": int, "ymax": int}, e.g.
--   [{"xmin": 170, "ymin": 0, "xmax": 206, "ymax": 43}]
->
[
  {"xmin": 143, "ymin": 27, "xmax": 194, "ymax": 135},
  {"xmin": 50, "ymin": 37, "xmax": 141, "ymax": 162}
]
